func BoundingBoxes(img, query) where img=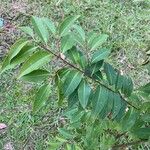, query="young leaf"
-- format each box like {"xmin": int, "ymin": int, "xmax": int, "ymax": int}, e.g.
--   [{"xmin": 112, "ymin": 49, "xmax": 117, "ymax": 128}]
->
[
  {"xmin": 31, "ymin": 16, "xmax": 49, "ymax": 43},
  {"xmin": 33, "ymin": 84, "xmax": 51, "ymax": 112},
  {"xmin": 20, "ymin": 26, "xmax": 34, "ymax": 37},
  {"xmin": 78, "ymin": 80, "xmax": 91, "ymax": 109},
  {"xmin": 20, "ymin": 69, "xmax": 50, "ymax": 82},
  {"xmin": 61, "ymin": 34, "xmax": 75, "ymax": 53},
  {"xmin": 90, "ymin": 34, "xmax": 108, "ymax": 51},
  {"xmin": 104, "ymin": 63, "xmax": 117, "ymax": 85},
  {"xmin": 8, "ymin": 38, "xmax": 28, "ymax": 61},
  {"xmin": 19, "ymin": 50, "xmax": 51, "ymax": 78},
  {"xmin": 63, "ymin": 70, "xmax": 83, "ymax": 96},
  {"xmin": 59, "ymin": 15, "xmax": 80, "ymax": 36},
  {"xmin": 92, "ymin": 86, "xmax": 109, "ymax": 119},
  {"xmin": 42, "ymin": 18, "xmax": 56, "ymax": 34},
  {"xmin": 91, "ymin": 48, "xmax": 111, "ymax": 63}
]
